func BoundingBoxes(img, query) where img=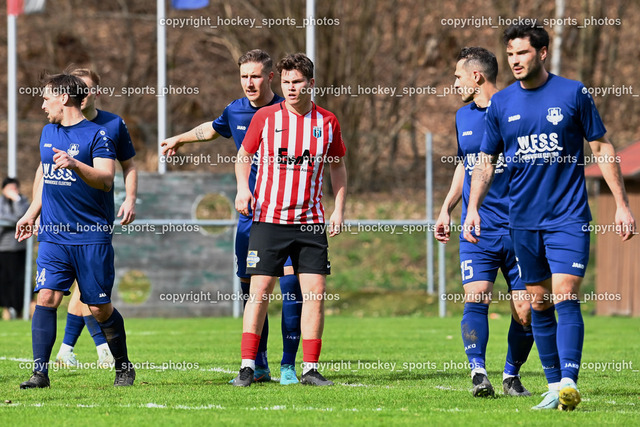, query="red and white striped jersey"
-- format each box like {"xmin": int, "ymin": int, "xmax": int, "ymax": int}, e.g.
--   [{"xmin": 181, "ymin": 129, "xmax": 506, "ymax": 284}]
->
[{"xmin": 242, "ymin": 101, "xmax": 346, "ymax": 224}]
